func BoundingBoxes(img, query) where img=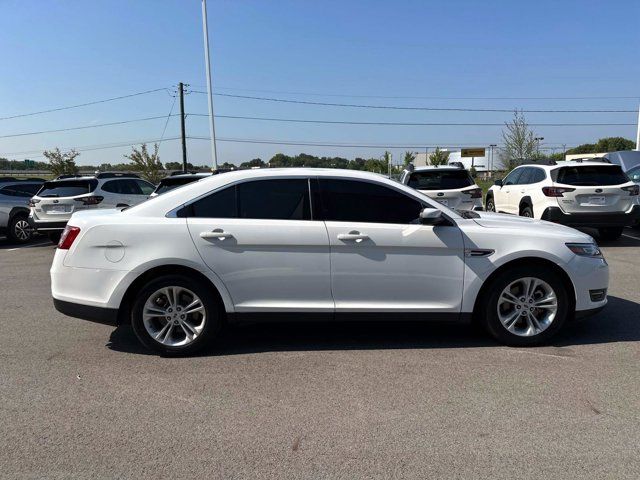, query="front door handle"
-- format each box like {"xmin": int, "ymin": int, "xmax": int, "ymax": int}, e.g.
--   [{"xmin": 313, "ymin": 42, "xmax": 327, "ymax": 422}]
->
[
  {"xmin": 337, "ymin": 231, "xmax": 369, "ymax": 242},
  {"xmin": 200, "ymin": 229, "xmax": 233, "ymax": 240}
]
